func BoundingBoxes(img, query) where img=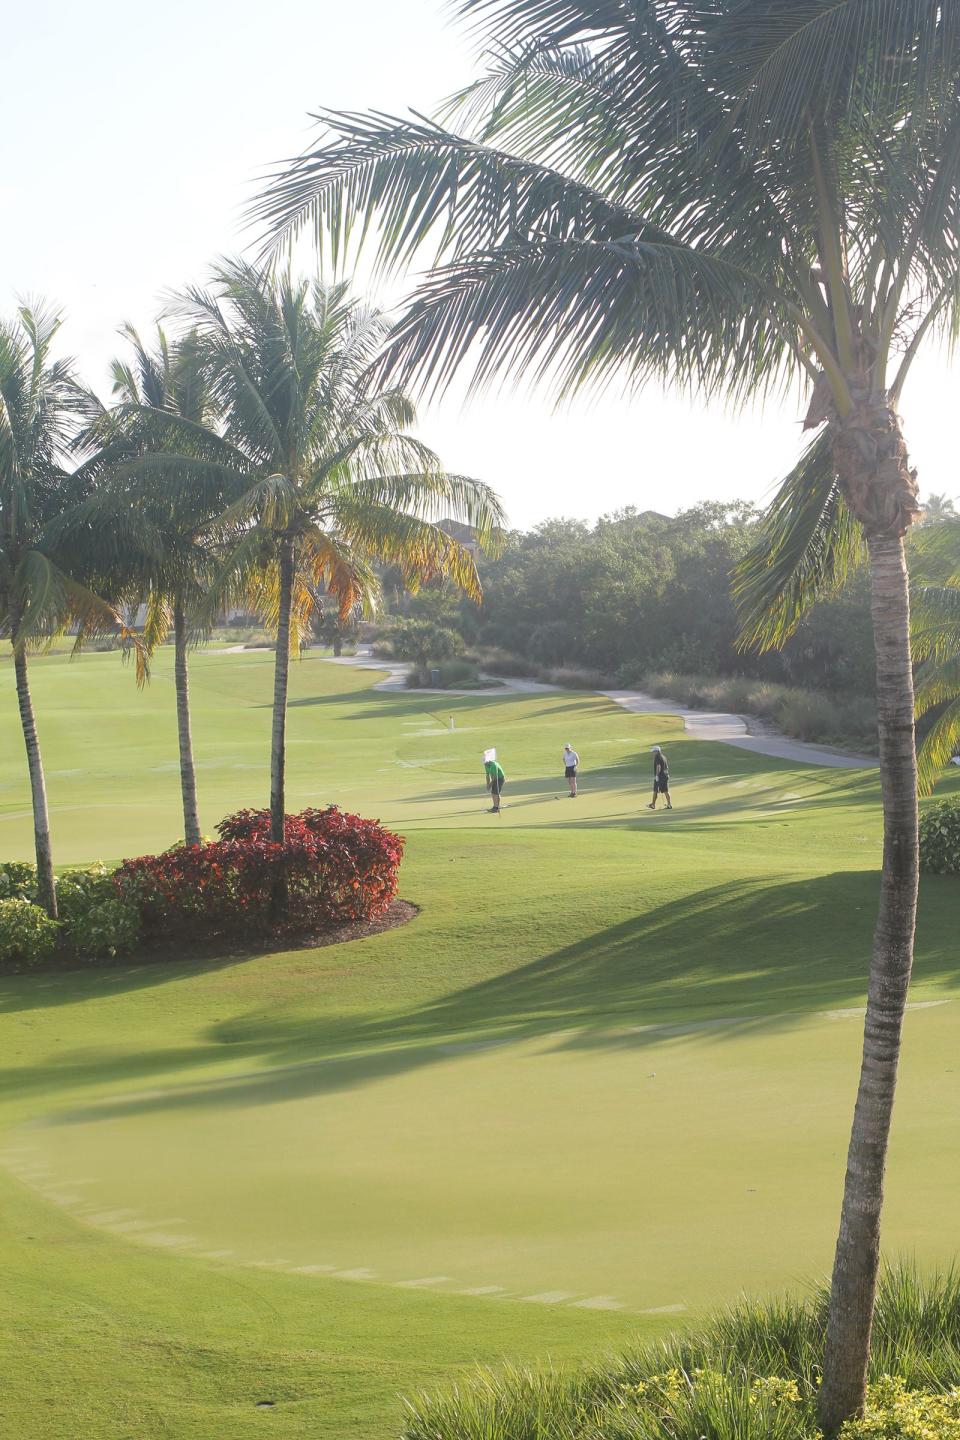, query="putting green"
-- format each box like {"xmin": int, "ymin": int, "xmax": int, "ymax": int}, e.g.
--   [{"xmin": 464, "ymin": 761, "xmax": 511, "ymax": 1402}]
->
[{"xmin": 1, "ymin": 647, "xmax": 958, "ymax": 1437}]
